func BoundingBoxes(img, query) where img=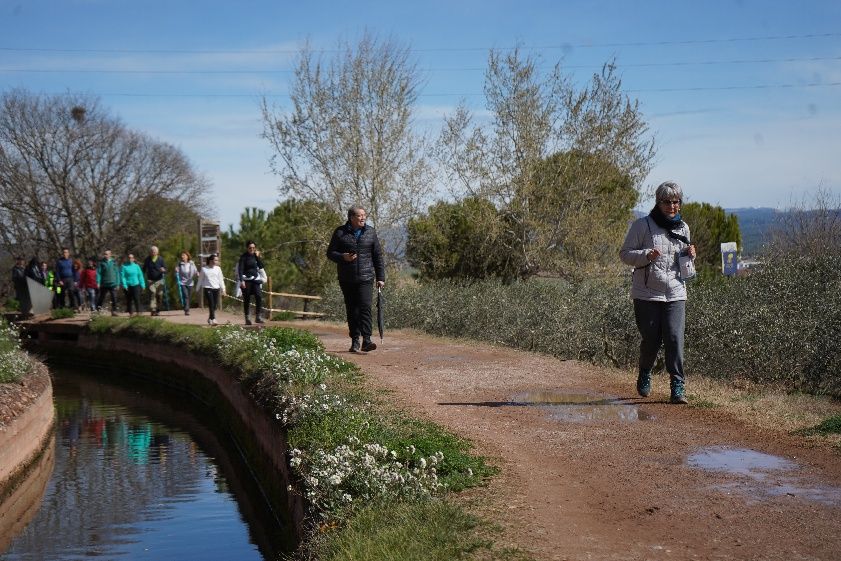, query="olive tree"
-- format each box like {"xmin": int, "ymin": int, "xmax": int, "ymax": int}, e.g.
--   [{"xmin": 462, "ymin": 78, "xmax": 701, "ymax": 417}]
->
[
  {"xmin": 262, "ymin": 33, "xmax": 433, "ymax": 260},
  {"xmin": 0, "ymin": 89, "xmax": 210, "ymax": 260},
  {"xmin": 437, "ymin": 50, "xmax": 655, "ymax": 279}
]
